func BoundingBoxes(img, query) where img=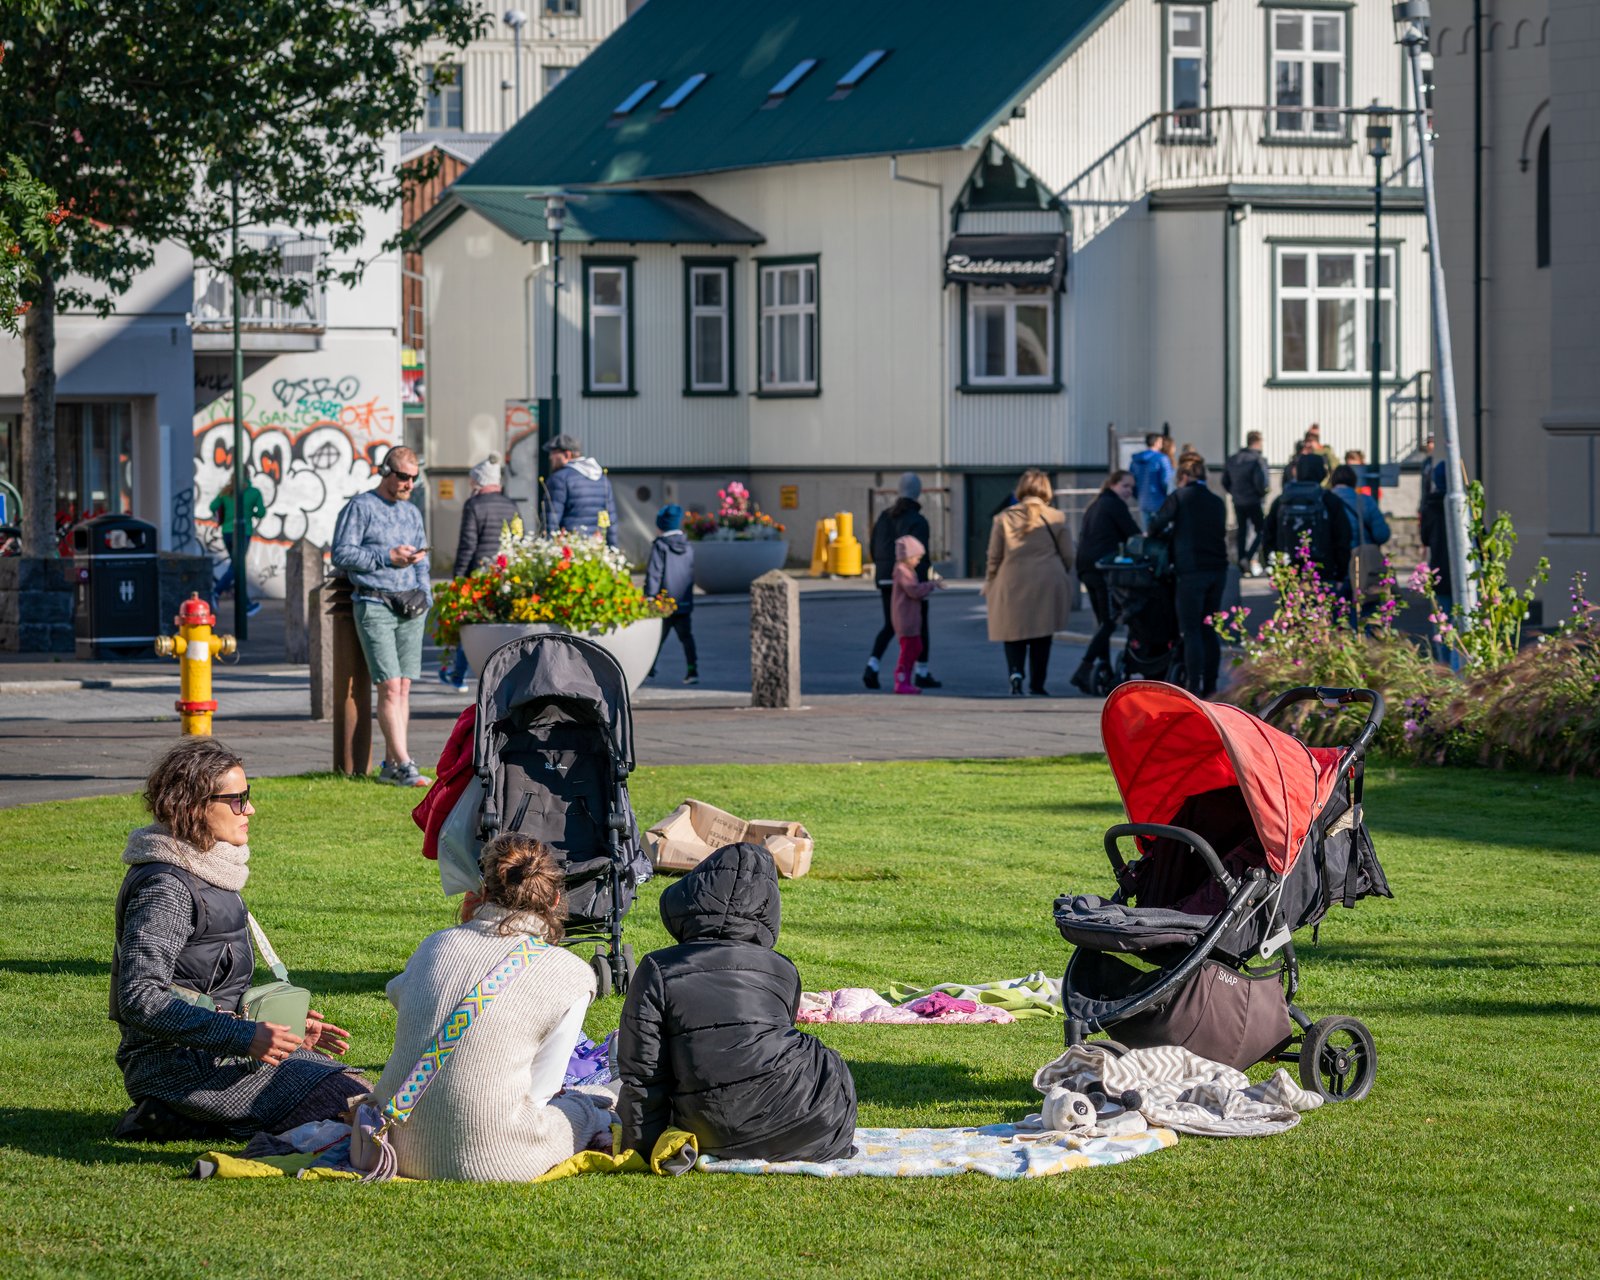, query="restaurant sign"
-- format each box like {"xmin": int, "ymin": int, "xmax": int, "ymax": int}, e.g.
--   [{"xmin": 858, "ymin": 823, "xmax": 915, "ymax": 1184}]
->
[{"xmin": 943, "ymin": 233, "xmax": 1067, "ymax": 290}]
